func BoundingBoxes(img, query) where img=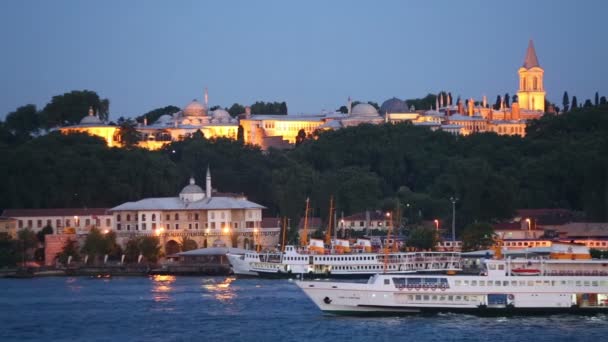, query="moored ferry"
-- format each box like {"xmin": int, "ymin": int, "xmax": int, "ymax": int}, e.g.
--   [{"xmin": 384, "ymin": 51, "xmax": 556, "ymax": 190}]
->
[
  {"xmin": 297, "ymin": 243, "xmax": 608, "ymax": 315},
  {"xmin": 227, "ymin": 239, "xmax": 462, "ymax": 278}
]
